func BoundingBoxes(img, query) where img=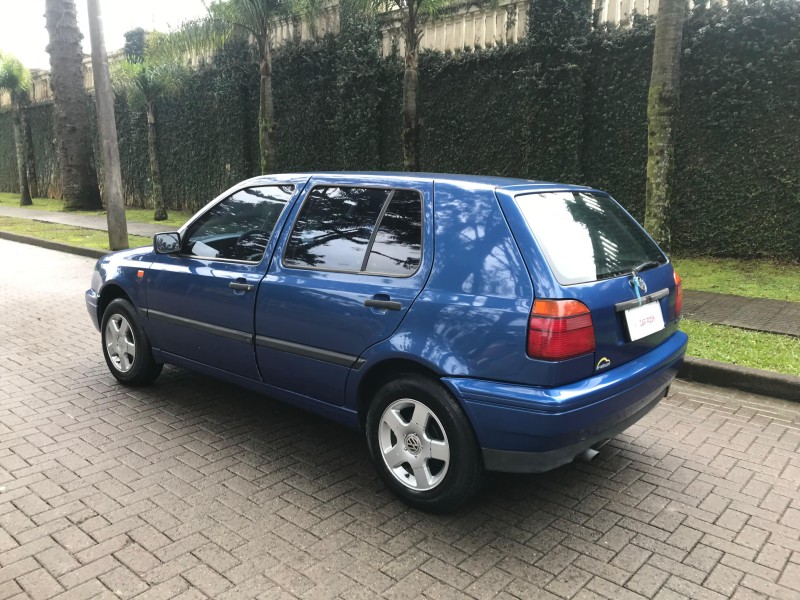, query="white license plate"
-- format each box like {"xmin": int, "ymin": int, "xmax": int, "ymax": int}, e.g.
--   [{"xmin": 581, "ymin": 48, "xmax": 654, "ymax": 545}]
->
[{"xmin": 625, "ymin": 301, "xmax": 665, "ymax": 341}]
